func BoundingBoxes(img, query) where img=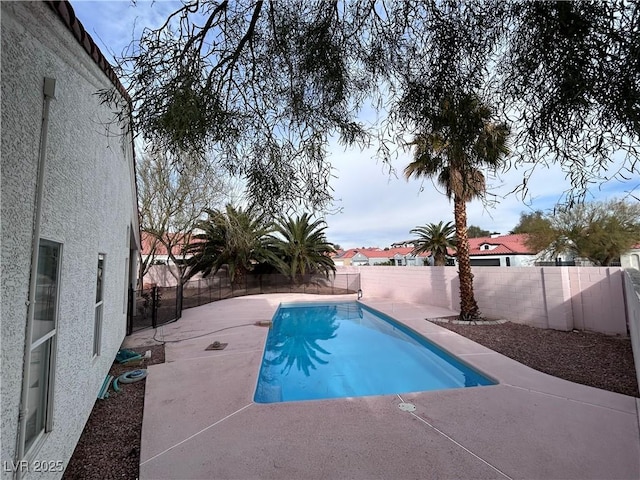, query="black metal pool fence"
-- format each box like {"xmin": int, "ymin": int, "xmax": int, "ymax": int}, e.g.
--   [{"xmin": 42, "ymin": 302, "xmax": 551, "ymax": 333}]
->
[
  {"xmin": 127, "ymin": 285, "xmax": 181, "ymax": 334},
  {"xmin": 127, "ymin": 272, "xmax": 361, "ymax": 334}
]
